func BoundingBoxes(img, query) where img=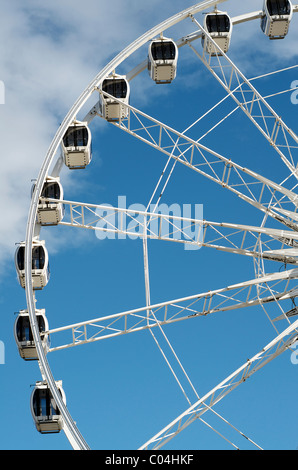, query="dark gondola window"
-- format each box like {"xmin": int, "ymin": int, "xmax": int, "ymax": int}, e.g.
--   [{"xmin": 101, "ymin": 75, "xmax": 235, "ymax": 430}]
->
[
  {"xmin": 17, "ymin": 246, "xmax": 47, "ymax": 271},
  {"xmin": 17, "ymin": 316, "xmax": 31, "ymax": 342},
  {"xmin": 206, "ymin": 14, "xmax": 231, "ymax": 33},
  {"xmin": 32, "ymin": 246, "xmax": 45, "ymax": 270},
  {"xmin": 63, "ymin": 126, "xmax": 89, "ymax": 148},
  {"xmin": 102, "ymin": 79, "xmax": 128, "ymax": 99},
  {"xmin": 151, "ymin": 41, "xmax": 176, "ymax": 61},
  {"xmin": 16, "ymin": 246, "xmax": 25, "ymax": 271},
  {"xmin": 16, "ymin": 315, "xmax": 45, "ymax": 342},
  {"xmin": 33, "ymin": 388, "xmax": 60, "ymax": 418},
  {"xmin": 41, "ymin": 182, "xmax": 60, "ymax": 200},
  {"xmin": 267, "ymin": 0, "xmax": 291, "ymax": 15}
]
